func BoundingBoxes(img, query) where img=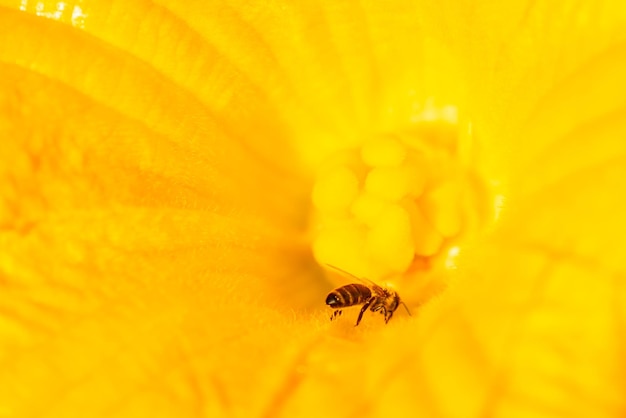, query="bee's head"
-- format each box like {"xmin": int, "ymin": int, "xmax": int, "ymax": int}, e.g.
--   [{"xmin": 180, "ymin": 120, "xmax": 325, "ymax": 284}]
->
[{"xmin": 383, "ymin": 290, "xmax": 399, "ymax": 311}]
